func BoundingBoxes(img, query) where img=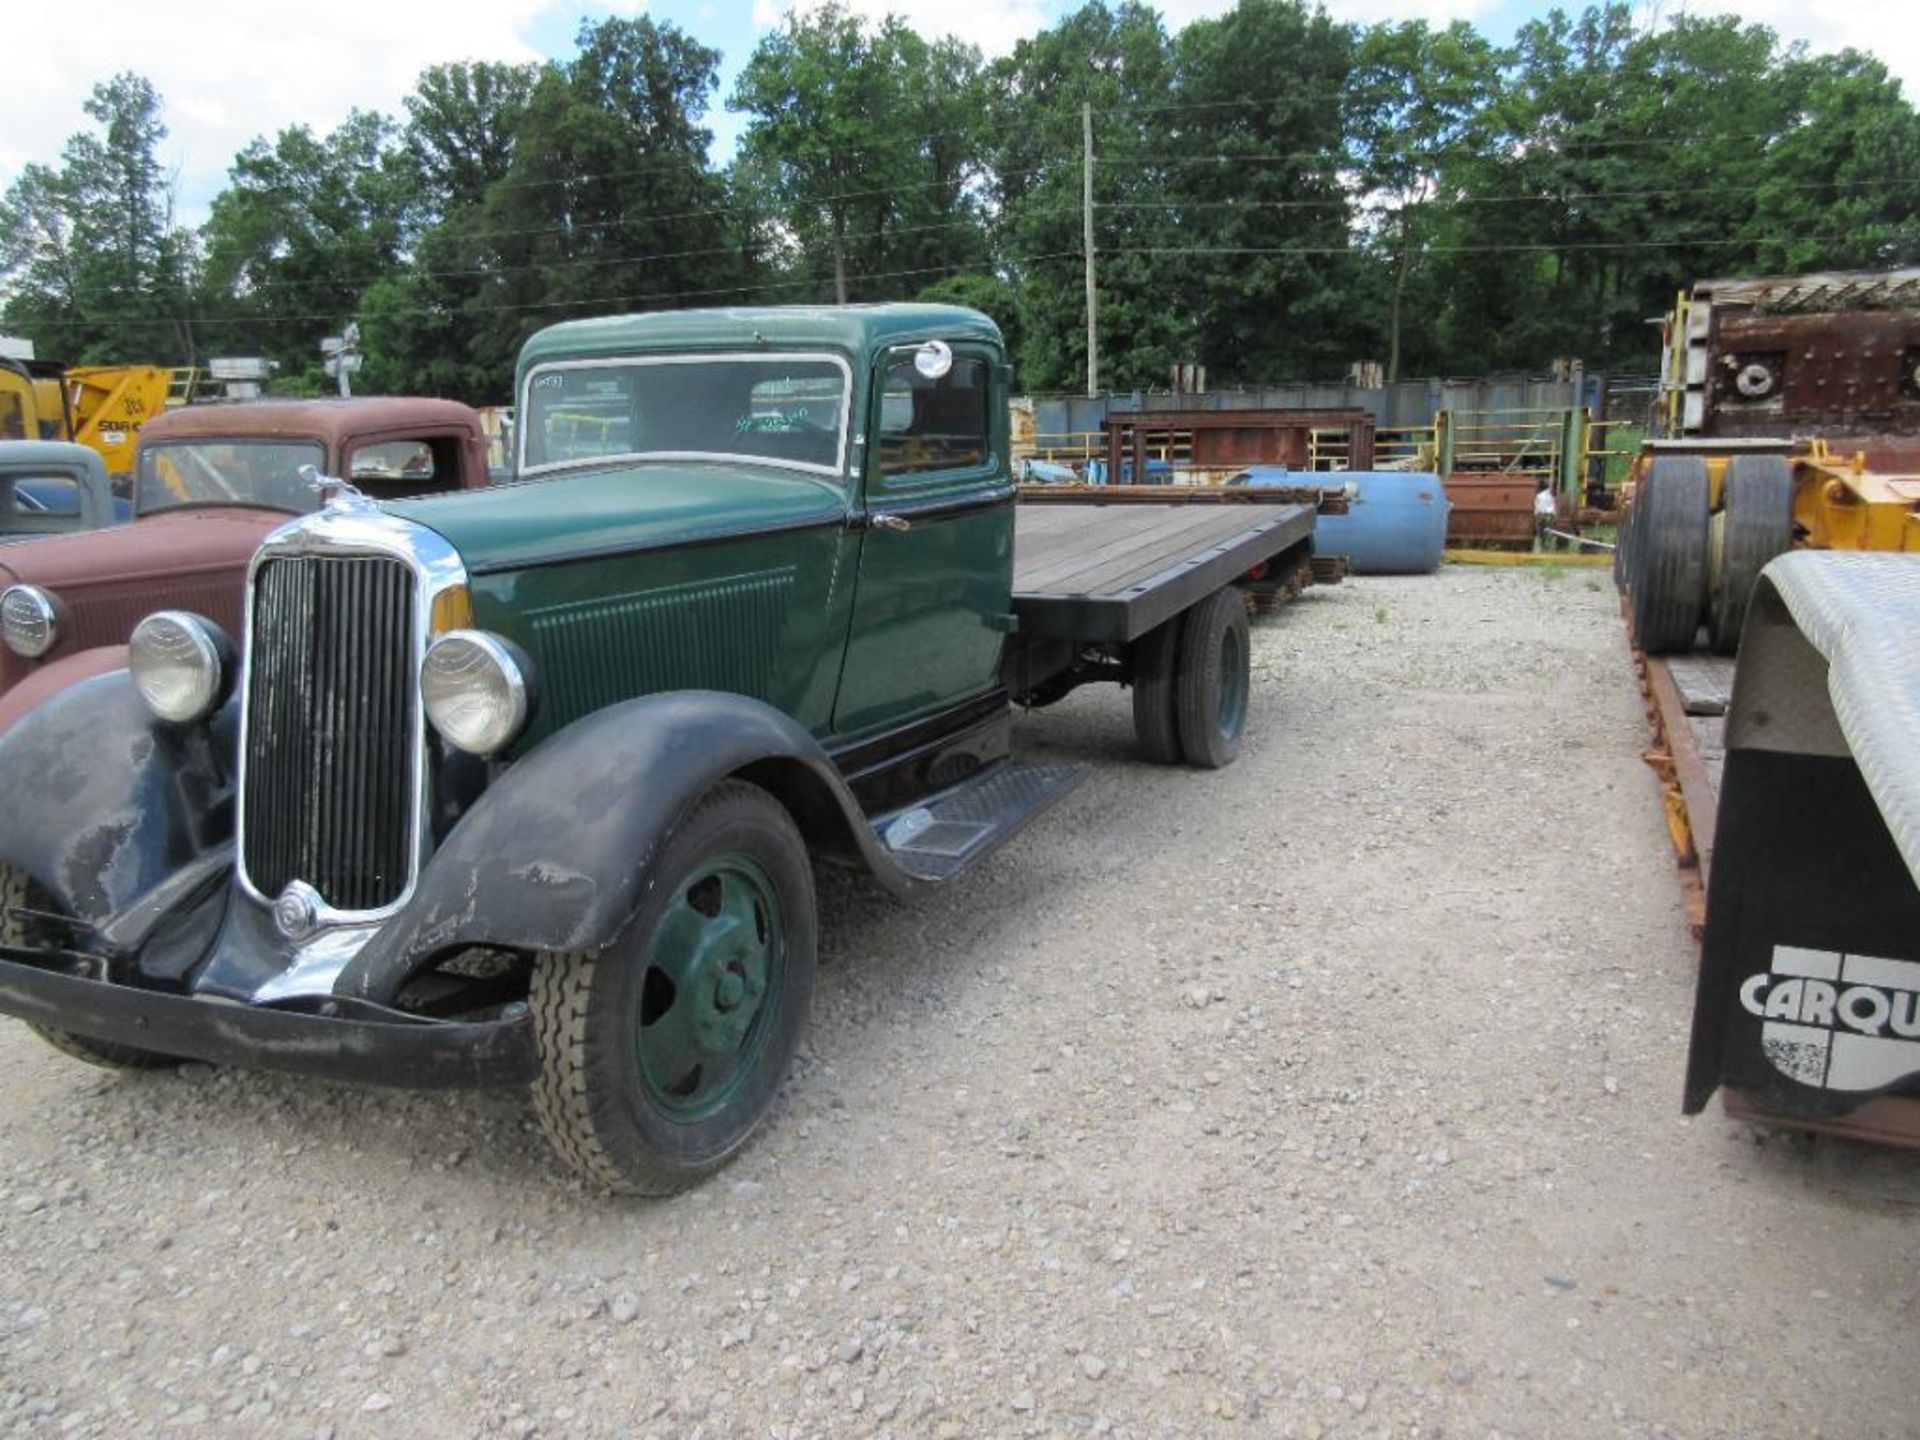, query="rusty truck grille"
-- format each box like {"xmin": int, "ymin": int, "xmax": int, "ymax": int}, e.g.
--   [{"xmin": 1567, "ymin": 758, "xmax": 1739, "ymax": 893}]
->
[{"xmin": 241, "ymin": 554, "xmax": 419, "ymax": 913}]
